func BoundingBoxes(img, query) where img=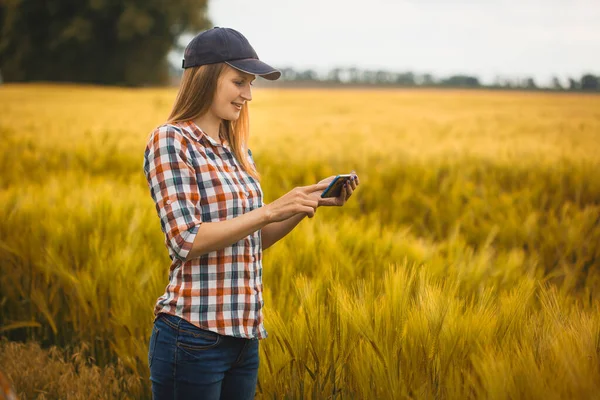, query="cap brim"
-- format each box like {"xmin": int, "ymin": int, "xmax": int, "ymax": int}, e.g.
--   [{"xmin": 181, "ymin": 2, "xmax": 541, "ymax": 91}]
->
[{"xmin": 225, "ymin": 59, "xmax": 281, "ymax": 80}]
